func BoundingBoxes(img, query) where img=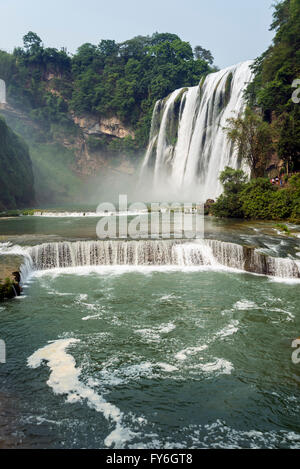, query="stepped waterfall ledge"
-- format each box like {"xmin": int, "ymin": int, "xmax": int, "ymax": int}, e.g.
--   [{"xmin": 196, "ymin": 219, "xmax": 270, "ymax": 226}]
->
[
  {"xmin": 140, "ymin": 61, "xmax": 253, "ymax": 201},
  {"xmin": 14, "ymin": 240, "xmax": 300, "ymax": 281}
]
